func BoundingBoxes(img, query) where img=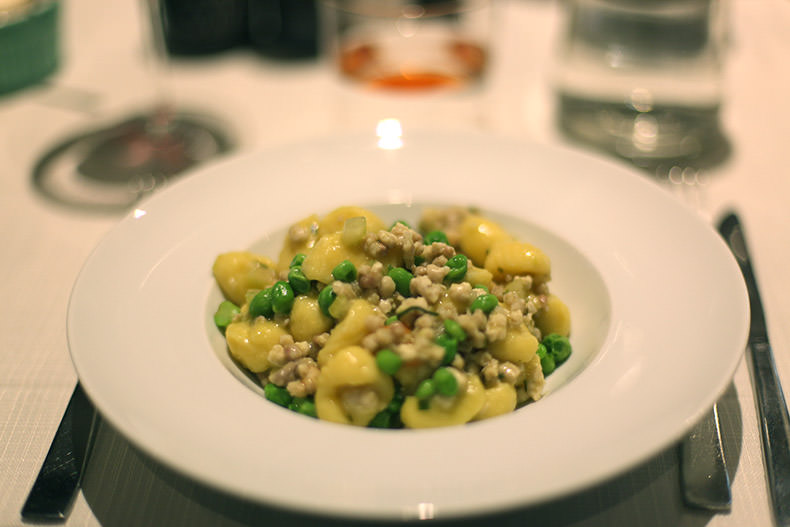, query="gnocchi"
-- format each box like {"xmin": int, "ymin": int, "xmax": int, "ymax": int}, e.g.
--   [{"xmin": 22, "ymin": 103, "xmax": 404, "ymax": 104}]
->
[{"xmin": 212, "ymin": 206, "xmax": 573, "ymax": 429}]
